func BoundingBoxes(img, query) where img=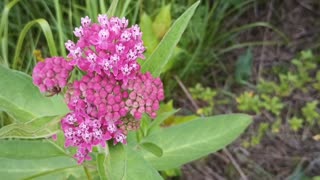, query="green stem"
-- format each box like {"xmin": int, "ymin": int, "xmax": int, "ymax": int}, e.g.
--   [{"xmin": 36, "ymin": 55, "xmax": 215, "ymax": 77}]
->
[
  {"xmin": 97, "ymin": 144, "xmax": 109, "ymax": 180},
  {"xmin": 84, "ymin": 166, "xmax": 93, "ymax": 180},
  {"xmin": 97, "ymin": 142, "xmax": 109, "ymax": 156}
]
